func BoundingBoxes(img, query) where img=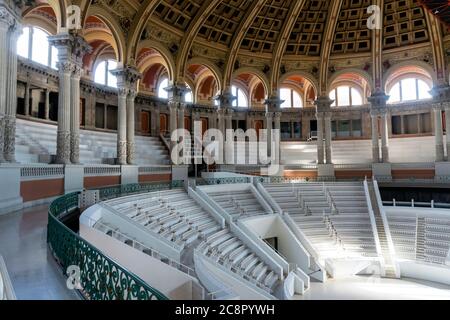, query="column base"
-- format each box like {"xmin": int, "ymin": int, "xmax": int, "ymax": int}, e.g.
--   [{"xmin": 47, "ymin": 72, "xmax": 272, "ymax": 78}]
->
[
  {"xmin": 435, "ymin": 162, "xmax": 450, "ymax": 183},
  {"xmin": 381, "ymin": 146, "xmax": 390, "ymax": 163},
  {"xmin": 0, "ymin": 166, "xmax": 23, "ymax": 215},
  {"xmin": 172, "ymin": 165, "xmax": 189, "ymax": 182},
  {"xmin": 64, "ymin": 165, "xmax": 84, "ymax": 194},
  {"xmin": 121, "ymin": 165, "xmax": 139, "ymax": 185},
  {"xmin": 317, "ymin": 164, "xmax": 335, "ymax": 181},
  {"xmin": 372, "ymin": 163, "xmax": 392, "ymax": 182},
  {"xmin": 372, "ymin": 146, "xmax": 380, "ymax": 163}
]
